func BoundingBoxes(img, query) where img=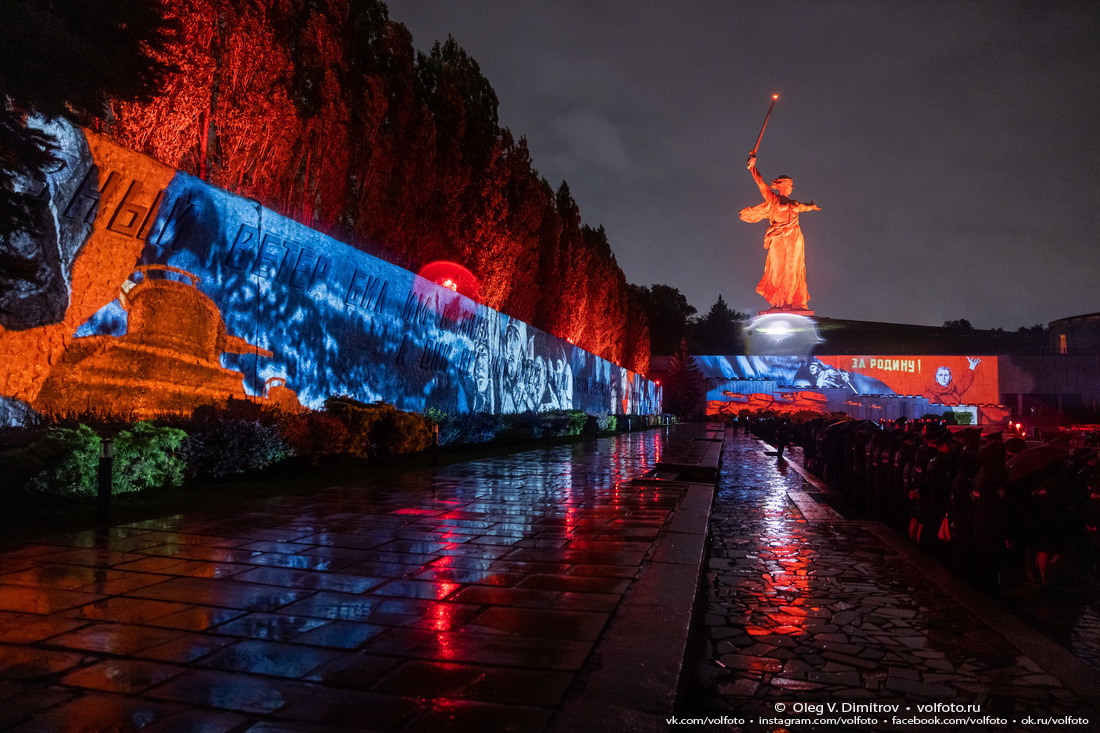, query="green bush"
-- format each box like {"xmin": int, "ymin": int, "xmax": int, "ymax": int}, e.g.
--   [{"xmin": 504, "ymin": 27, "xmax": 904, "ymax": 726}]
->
[
  {"xmin": 112, "ymin": 422, "xmax": 187, "ymax": 494},
  {"xmin": 23, "ymin": 424, "xmax": 101, "ymax": 495},
  {"xmin": 1, "ymin": 422, "xmax": 188, "ymax": 497},
  {"xmin": 566, "ymin": 410, "xmax": 590, "ymax": 436}
]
